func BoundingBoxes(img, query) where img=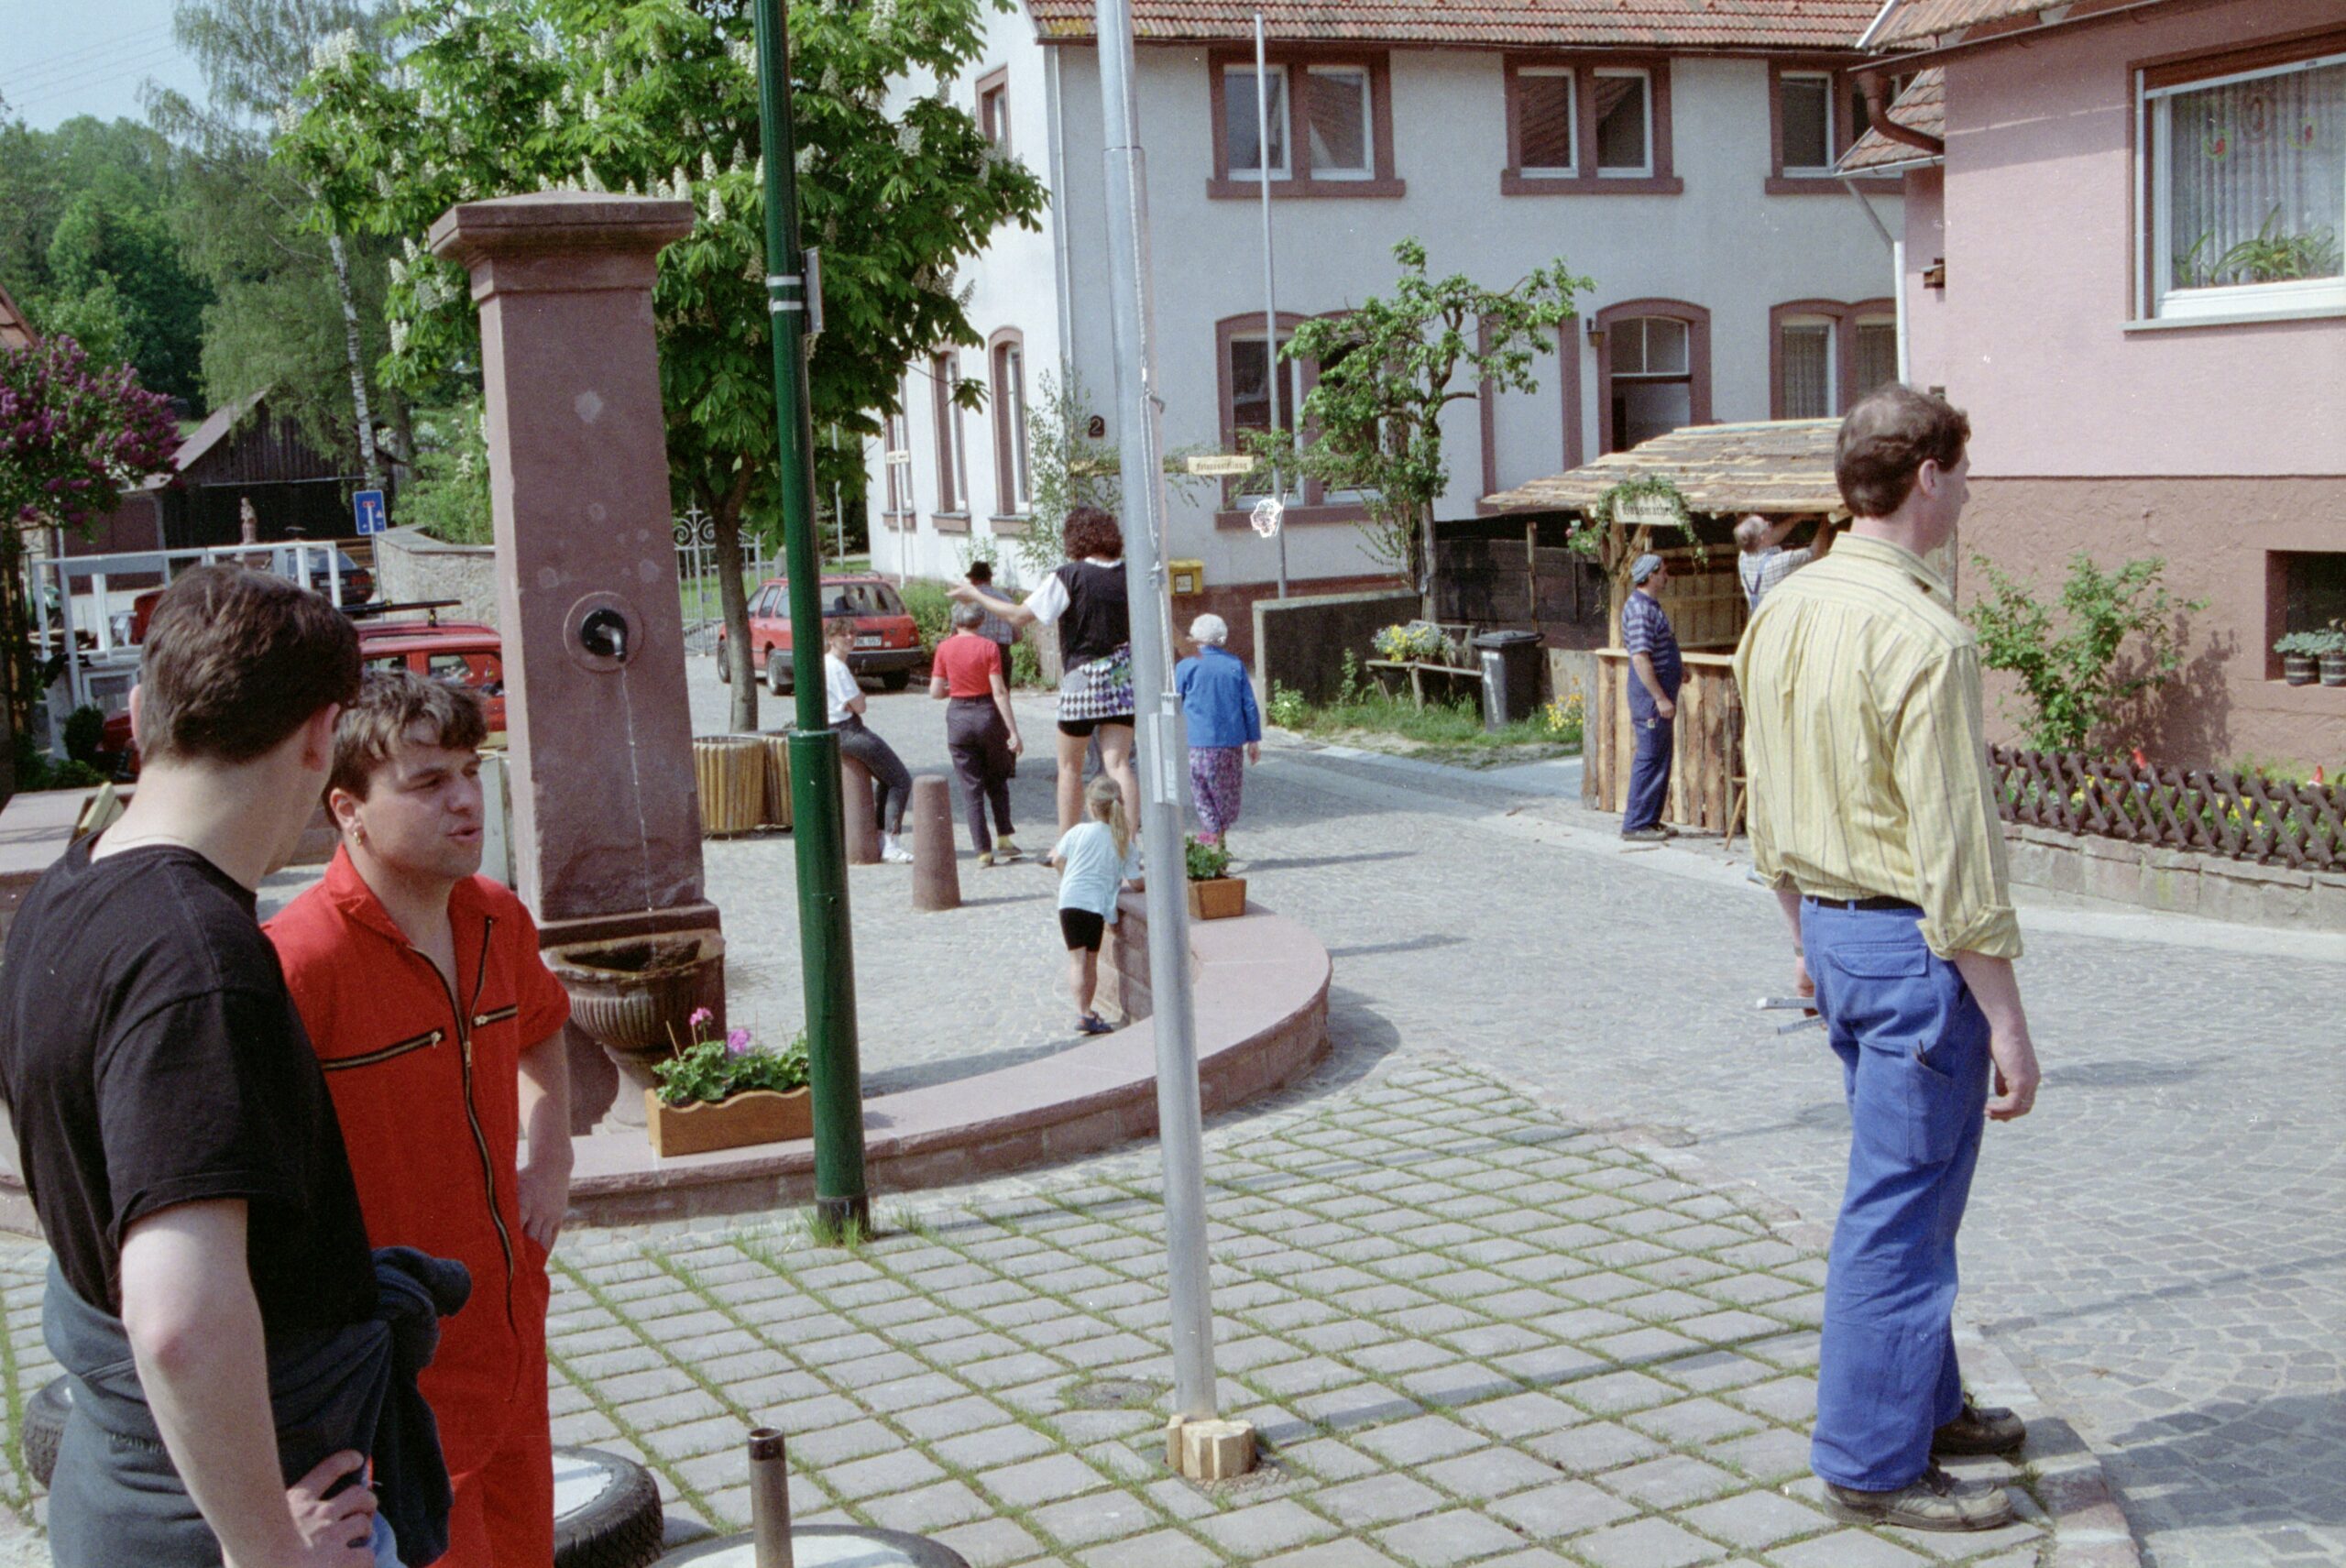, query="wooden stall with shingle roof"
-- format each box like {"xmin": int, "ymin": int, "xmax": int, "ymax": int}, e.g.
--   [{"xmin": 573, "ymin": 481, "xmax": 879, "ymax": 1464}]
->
[{"xmin": 1485, "ymin": 419, "xmax": 1849, "ymax": 833}]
